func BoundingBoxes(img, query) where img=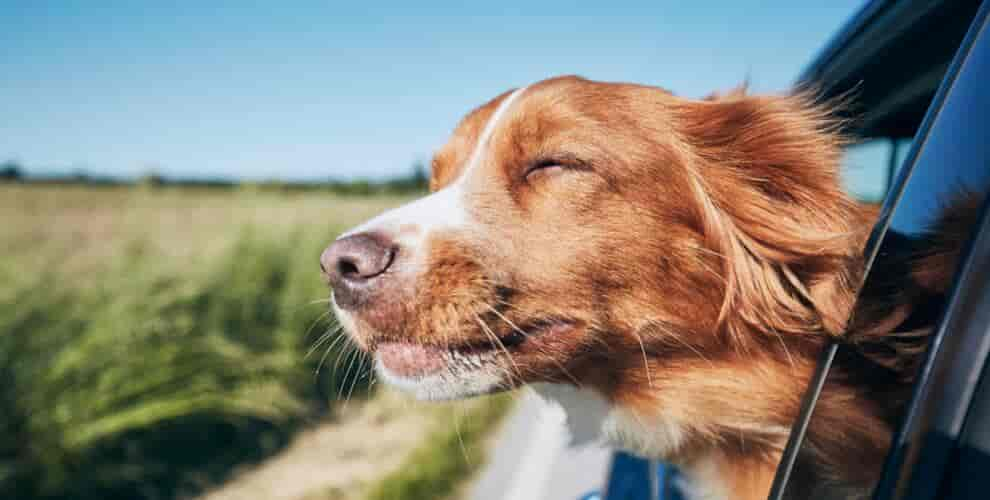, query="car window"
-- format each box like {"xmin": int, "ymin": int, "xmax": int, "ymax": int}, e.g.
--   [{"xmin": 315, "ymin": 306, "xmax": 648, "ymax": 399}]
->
[{"xmin": 840, "ymin": 137, "xmax": 913, "ymax": 203}]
